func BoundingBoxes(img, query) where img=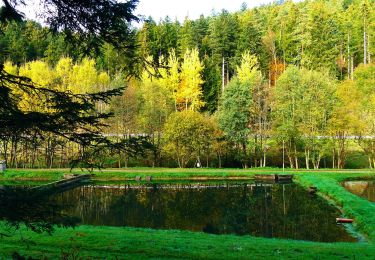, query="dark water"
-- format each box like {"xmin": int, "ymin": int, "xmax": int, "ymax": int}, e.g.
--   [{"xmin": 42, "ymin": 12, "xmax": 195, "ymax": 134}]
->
[
  {"xmin": 35, "ymin": 181, "xmax": 356, "ymax": 242},
  {"xmin": 0, "ymin": 180, "xmax": 50, "ymax": 186},
  {"xmin": 342, "ymin": 180, "xmax": 375, "ymax": 202}
]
